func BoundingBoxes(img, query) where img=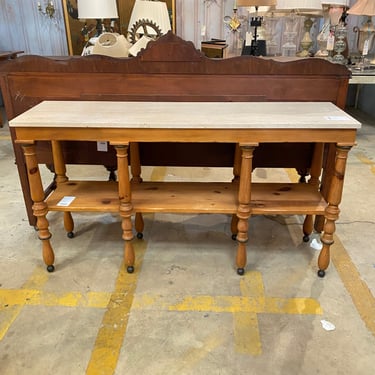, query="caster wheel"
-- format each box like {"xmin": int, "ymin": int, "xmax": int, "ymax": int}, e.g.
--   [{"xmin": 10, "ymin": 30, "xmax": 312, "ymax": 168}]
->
[
  {"xmin": 136, "ymin": 232, "xmax": 143, "ymax": 239},
  {"xmin": 47, "ymin": 265, "xmax": 55, "ymax": 273},
  {"xmin": 127, "ymin": 266, "xmax": 134, "ymax": 274},
  {"xmin": 237, "ymin": 268, "xmax": 245, "ymax": 276},
  {"xmin": 317, "ymin": 269, "xmax": 325, "ymax": 278},
  {"xmin": 303, "ymin": 234, "xmax": 310, "ymax": 242},
  {"xmin": 67, "ymin": 232, "xmax": 74, "ymax": 239},
  {"xmin": 231, "ymin": 234, "xmax": 237, "ymax": 241}
]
